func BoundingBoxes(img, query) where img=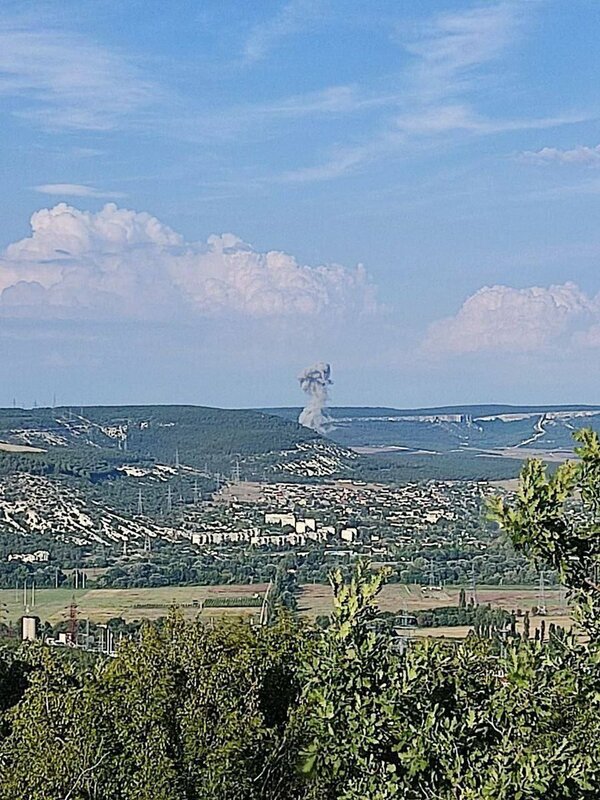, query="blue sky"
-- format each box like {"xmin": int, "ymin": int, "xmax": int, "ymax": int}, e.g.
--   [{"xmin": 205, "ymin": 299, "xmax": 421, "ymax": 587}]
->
[{"xmin": 1, "ymin": 0, "xmax": 600, "ymax": 408}]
